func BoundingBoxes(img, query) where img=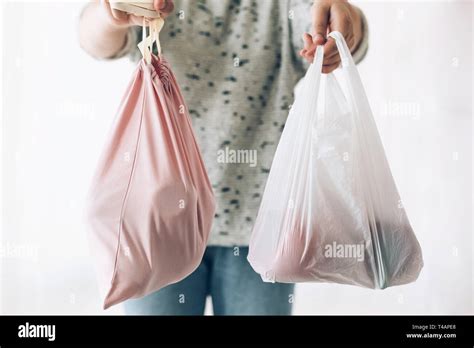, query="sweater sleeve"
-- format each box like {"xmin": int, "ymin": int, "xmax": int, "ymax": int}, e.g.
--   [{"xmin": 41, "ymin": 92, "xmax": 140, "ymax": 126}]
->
[
  {"xmin": 78, "ymin": 3, "xmax": 140, "ymax": 61},
  {"xmin": 351, "ymin": 7, "xmax": 369, "ymax": 64}
]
